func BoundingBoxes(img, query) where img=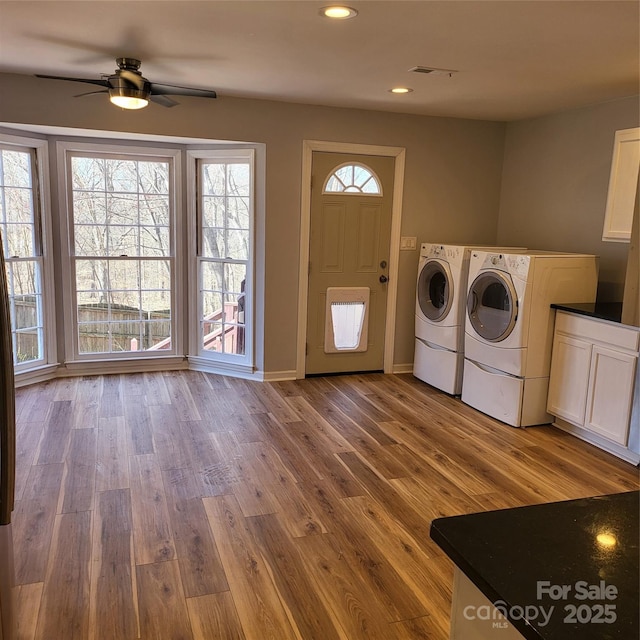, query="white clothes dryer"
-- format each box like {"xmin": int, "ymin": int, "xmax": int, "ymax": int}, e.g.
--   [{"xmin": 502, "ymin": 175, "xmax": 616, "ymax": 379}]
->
[
  {"xmin": 461, "ymin": 250, "xmax": 598, "ymax": 427},
  {"xmin": 413, "ymin": 243, "xmax": 525, "ymax": 395}
]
